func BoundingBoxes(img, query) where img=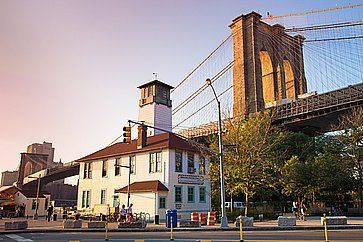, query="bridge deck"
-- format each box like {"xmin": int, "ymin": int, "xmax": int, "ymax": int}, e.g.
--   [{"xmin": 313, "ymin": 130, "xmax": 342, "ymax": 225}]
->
[{"xmin": 176, "ymin": 83, "xmax": 363, "ymax": 137}]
